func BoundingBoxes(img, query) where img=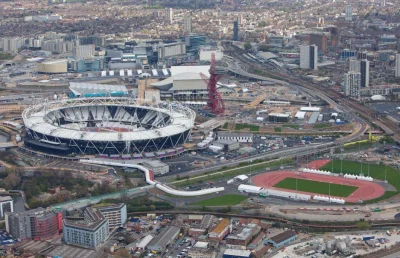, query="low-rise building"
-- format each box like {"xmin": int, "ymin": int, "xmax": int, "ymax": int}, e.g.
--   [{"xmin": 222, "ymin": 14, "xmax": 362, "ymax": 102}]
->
[
  {"xmin": 217, "ymin": 133, "xmax": 253, "ymax": 143},
  {"xmin": 147, "ymin": 225, "xmax": 180, "ymax": 253},
  {"xmin": 223, "ymin": 249, "xmax": 252, "ymax": 258},
  {"xmin": 142, "ymin": 160, "xmax": 169, "ymax": 175},
  {"xmin": 188, "ymin": 247, "xmax": 217, "ymax": 258},
  {"xmin": 264, "ymin": 230, "xmax": 297, "ymax": 248},
  {"xmin": 63, "ymin": 207, "xmax": 109, "ymax": 249},
  {"xmin": 213, "ymin": 140, "xmax": 240, "ymax": 151},
  {"xmin": 226, "ymin": 223, "xmax": 261, "ymax": 246},
  {"xmin": 208, "ymin": 218, "xmax": 231, "ymax": 242}
]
